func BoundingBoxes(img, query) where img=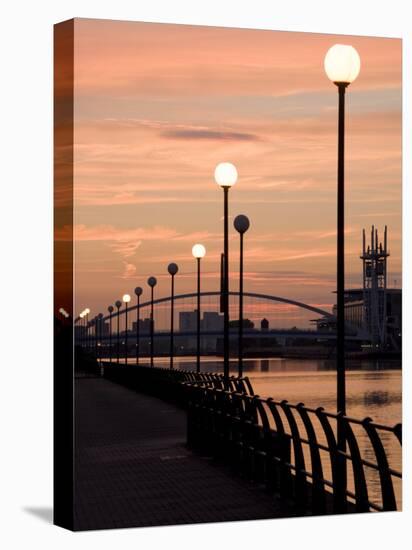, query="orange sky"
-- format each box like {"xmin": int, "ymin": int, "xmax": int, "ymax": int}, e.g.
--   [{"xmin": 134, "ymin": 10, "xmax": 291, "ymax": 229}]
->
[{"xmin": 68, "ymin": 19, "xmax": 402, "ymax": 326}]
